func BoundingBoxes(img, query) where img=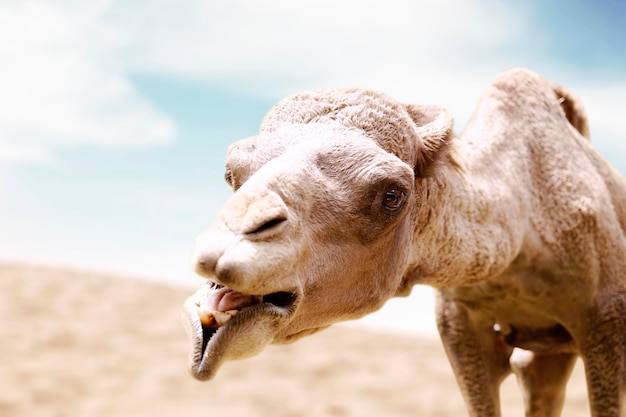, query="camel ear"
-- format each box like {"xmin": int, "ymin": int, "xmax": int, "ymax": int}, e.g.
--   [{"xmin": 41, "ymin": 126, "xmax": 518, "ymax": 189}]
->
[
  {"xmin": 552, "ymin": 83, "xmax": 590, "ymax": 139},
  {"xmin": 405, "ymin": 104, "xmax": 454, "ymax": 177}
]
